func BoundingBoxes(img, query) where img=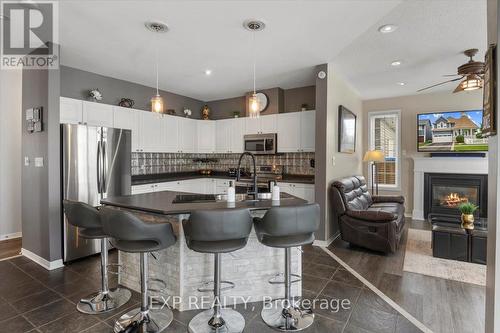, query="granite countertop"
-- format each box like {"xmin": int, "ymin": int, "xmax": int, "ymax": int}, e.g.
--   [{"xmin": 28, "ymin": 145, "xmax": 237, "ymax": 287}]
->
[
  {"xmin": 101, "ymin": 190, "xmax": 307, "ymax": 216},
  {"xmin": 131, "ymin": 172, "xmax": 315, "ymax": 186}
]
